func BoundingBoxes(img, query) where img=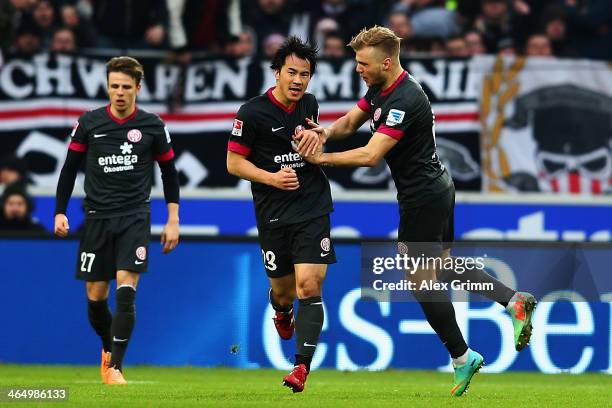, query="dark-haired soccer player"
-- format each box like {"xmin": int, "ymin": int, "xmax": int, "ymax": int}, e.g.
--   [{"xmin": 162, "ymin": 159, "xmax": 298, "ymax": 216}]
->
[
  {"xmin": 54, "ymin": 56, "xmax": 180, "ymax": 385},
  {"xmin": 296, "ymin": 26, "xmax": 536, "ymax": 396},
  {"xmin": 227, "ymin": 37, "xmax": 333, "ymax": 393}
]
